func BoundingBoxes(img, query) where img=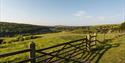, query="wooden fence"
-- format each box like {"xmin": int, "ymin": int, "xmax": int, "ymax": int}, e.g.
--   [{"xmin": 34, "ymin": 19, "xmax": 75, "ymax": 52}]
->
[{"xmin": 0, "ymin": 34, "xmax": 98, "ymax": 63}]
